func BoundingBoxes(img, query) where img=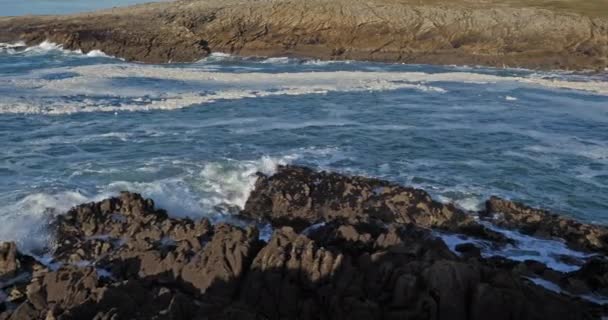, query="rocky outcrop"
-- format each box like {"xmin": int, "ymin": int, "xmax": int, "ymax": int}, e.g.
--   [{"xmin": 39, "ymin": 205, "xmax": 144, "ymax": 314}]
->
[
  {"xmin": 236, "ymin": 223, "xmax": 601, "ymax": 320},
  {"xmin": 1, "ymin": 192, "xmax": 266, "ymax": 319},
  {"xmin": 242, "ymin": 165, "xmax": 507, "ymax": 243},
  {"xmin": 0, "ymin": 0, "xmax": 607, "ymax": 70},
  {"xmin": 1, "ymin": 213, "xmax": 605, "ymax": 319},
  {"xmin": 484, "ymin": 196, "xmax": 608, "ymax": 254},
  {"xmin": 0, "ymin": 243, "xmax": 19, "ymax": 282},
  {"xmin": 1, "ymin": 166, "xmax": 608, "ymax": 319}
]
